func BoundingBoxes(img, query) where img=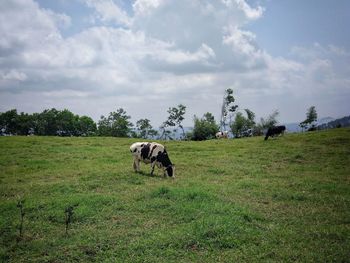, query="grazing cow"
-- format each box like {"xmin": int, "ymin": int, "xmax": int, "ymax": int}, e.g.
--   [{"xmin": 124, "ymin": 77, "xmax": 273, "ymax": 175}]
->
[
  {"xmin": 264, "ymin": 125, "xmax": 286, "ymax": 140},
  {"xmin": 130, "ymin": 142, "xmax": 175, "ymax": 177},
  {"xmin": 216, "ymin": 131, "xmax": 229, "ymax": 139}
]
